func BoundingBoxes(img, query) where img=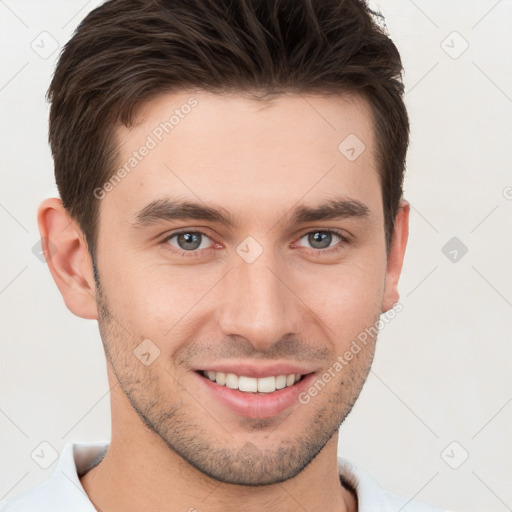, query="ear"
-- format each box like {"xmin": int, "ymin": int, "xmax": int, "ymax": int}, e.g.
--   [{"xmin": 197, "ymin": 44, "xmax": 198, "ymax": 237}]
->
[
  {"xmin": 381, "ymin": 199, "xmax": 410, "ymax": 313},
  {"xmin": 37, "ymin": 197, "xmax": 98, "ymax": 319}
]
